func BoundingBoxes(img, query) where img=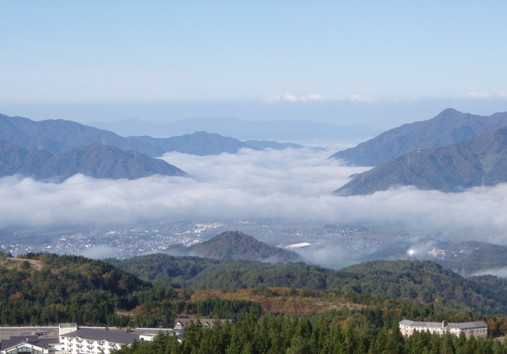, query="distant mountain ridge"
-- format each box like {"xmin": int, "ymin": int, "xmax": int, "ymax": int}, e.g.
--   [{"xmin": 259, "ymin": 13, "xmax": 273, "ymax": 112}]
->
[
  {"xmin": 0, "ymin": 141, "xmax": 187, "ymax": 181},
  {"xmin": 0, "ymin": 112, "xmax": 301, "ymax": 181},
  {"xmin": 358, "ymin": 237, "xmax": 507, "ymax": 277},
  {"xmin": 0, "ymin": 113, "xmax": 302, "ymax": 157},
  {"xmin": 331, "ymin": 108, "xmax": 507, "ymax": 166},
  {"xmin": 92, "ymin": 117, "xmax": 378, "ymax": 141},
  {"xmin": 336, "ymin": 126, "xmax": 507, "ymax": 195},
  {"xmin": 168, "ymin": 231, "xmax": 302, "ymax": 263}
]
